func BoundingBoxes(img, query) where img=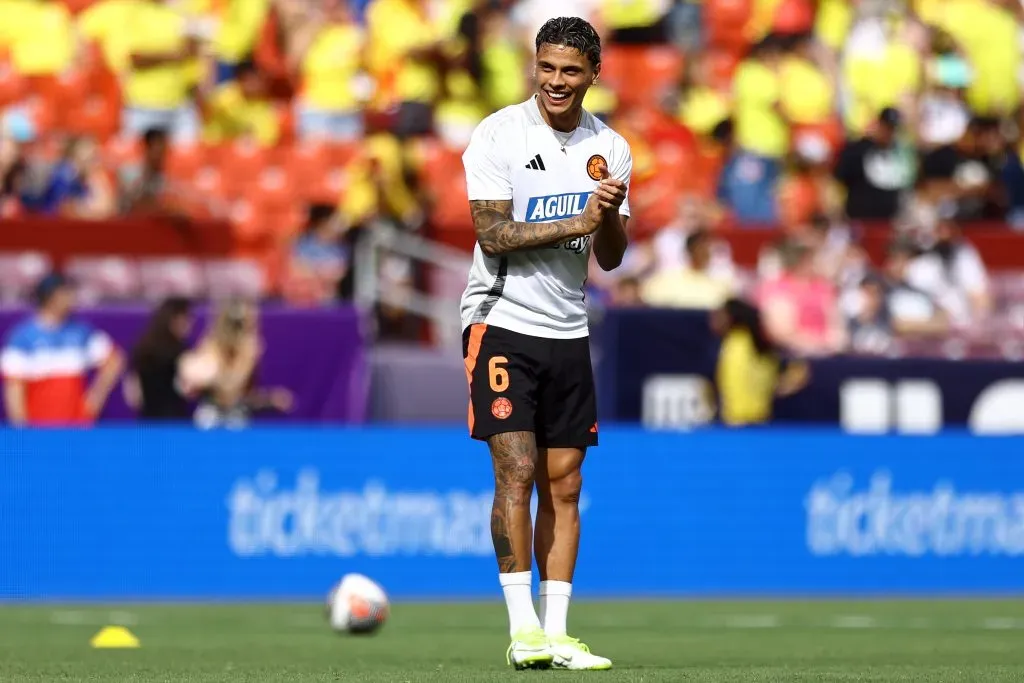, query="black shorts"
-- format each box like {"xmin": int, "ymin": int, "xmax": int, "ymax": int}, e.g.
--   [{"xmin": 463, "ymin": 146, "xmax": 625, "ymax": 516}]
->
[{"xmin": 462, "ymin": 323, "xmax": 598, "ymax": 449}]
